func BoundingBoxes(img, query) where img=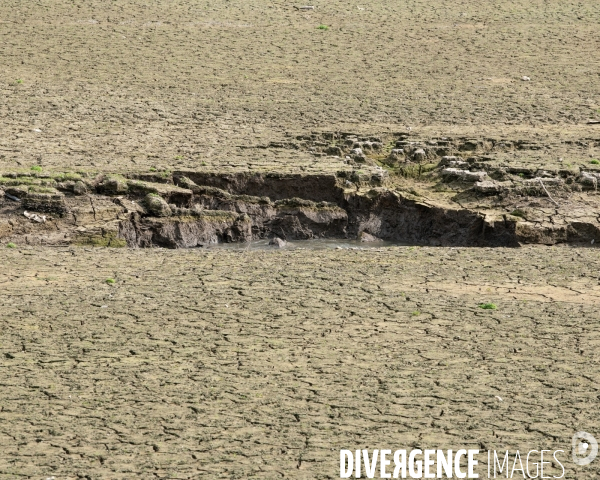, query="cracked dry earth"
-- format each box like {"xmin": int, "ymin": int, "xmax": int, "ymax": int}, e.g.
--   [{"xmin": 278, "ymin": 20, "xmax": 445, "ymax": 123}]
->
[
  {"xmin": 2, "ymin": 0, "xmax": 600, "ymax": 478},
  {"xmin": 0, "ymin": 246, "xmax": 599, "ymax": 479}
]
